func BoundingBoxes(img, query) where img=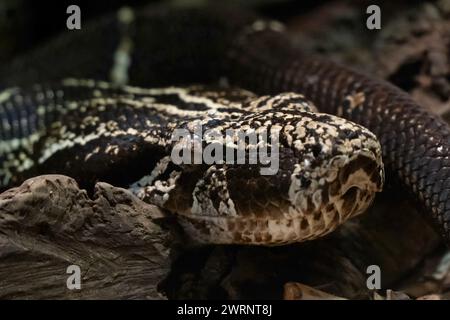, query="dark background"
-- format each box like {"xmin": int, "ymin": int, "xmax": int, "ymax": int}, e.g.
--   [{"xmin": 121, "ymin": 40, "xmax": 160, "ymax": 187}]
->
[{"xmin": 0, "ymin": 0, "xmax": 425, "ymax": 63}]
